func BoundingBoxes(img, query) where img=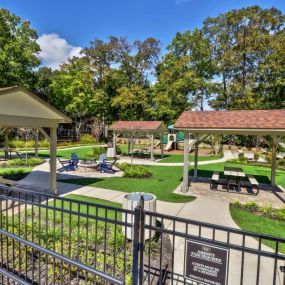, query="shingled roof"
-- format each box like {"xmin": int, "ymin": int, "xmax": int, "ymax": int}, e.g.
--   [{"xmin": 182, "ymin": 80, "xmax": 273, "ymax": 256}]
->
[
  {"xmin": 174, "ymin": 110, "xmax": 285, "ymax": 134},
  {"xmin": 110, "ymin": 121, "xmax": 166, "ymax": 131}
]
